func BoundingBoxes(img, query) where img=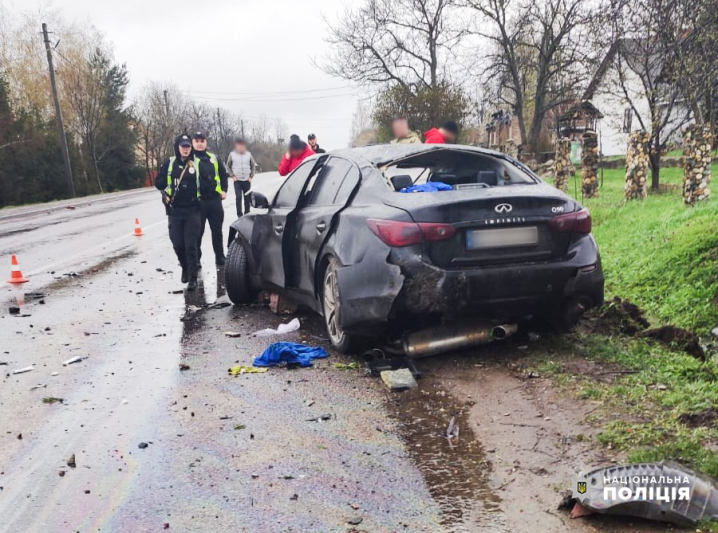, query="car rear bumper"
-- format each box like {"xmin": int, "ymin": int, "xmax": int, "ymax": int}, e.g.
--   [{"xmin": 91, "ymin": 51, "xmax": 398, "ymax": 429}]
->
[{"xmin": 390, "ymin": 235, "xmax": 604, "ymax": 320}]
